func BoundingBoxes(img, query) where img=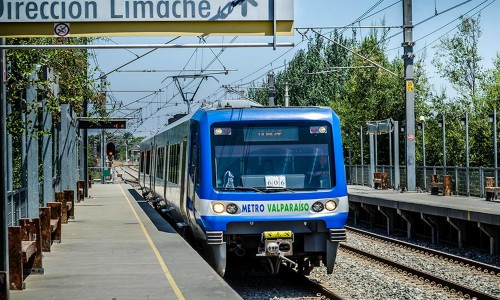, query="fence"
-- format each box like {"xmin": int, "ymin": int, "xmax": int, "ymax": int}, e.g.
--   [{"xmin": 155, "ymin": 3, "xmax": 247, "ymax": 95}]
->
[
  {"xmin": 89, "ymin": 166, "xmax": 114, "ymax": 184},
  {"xmin": 347, "ymin": 164, "xmax": 496, "ymax": 198}
]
